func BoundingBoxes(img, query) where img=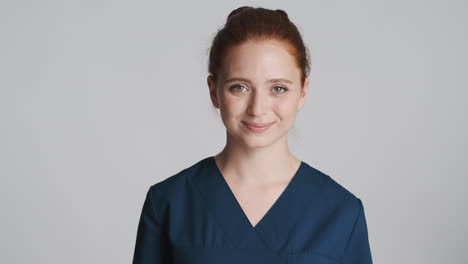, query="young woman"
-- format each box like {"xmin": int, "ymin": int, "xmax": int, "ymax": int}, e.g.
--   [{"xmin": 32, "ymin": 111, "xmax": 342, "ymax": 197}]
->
[{"xmin": 133, "ymin": 6, "xmax": 373, "ymax": 264}]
